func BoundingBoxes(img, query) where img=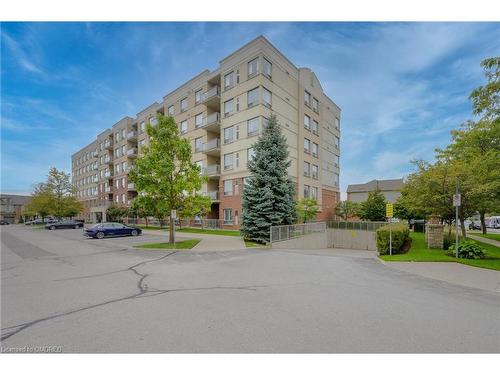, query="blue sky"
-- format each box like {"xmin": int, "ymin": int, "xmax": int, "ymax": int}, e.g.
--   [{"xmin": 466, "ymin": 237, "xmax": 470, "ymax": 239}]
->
[{"xmin": 1, "ymin": 22, "xmax": 499, "ymax": 197}]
